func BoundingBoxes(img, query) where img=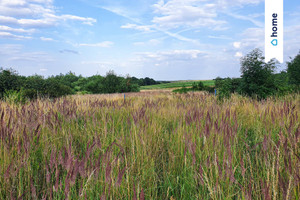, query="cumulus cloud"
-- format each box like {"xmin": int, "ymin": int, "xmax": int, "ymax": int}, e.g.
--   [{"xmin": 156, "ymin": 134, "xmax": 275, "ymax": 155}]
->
[
  {"xmin": 233, "ymin": 42, "xmax": 241, "ymax": 49},
  {"xmin": 0, "ymin": 0, "xmax": 96, "ymax": 39},
  {"xmin": 152, "ymin": 0, "xmax": 226, "ymax": 29},
  {"xmin": 118, "ymin": 0, "xmax": 261, "ymax": 42},
  {"xmin": 150, "ymin": 0, "xmax": 264, "ymax": 30}
]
